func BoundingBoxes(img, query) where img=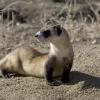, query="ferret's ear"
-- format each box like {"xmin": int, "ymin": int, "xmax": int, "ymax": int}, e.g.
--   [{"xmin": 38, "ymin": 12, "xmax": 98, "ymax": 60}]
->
[{"xmin": 56, "ymin": 25, "xmax": 62, "ymax": 36}]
